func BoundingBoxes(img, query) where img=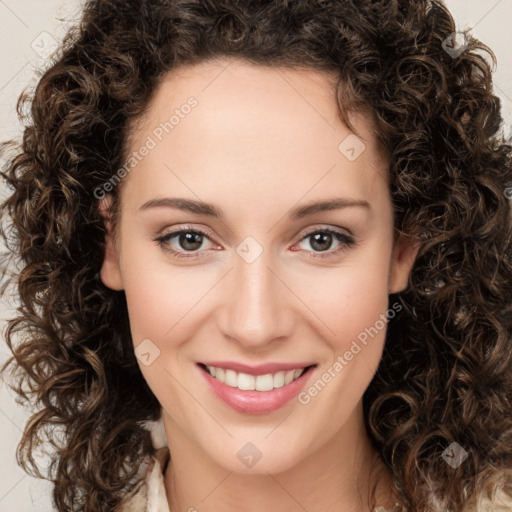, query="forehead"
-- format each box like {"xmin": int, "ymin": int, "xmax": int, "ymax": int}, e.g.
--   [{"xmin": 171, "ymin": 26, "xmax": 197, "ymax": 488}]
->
[{"xmin": 121, "ymin": 58, "xmax": 388, "ymax": 214}]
